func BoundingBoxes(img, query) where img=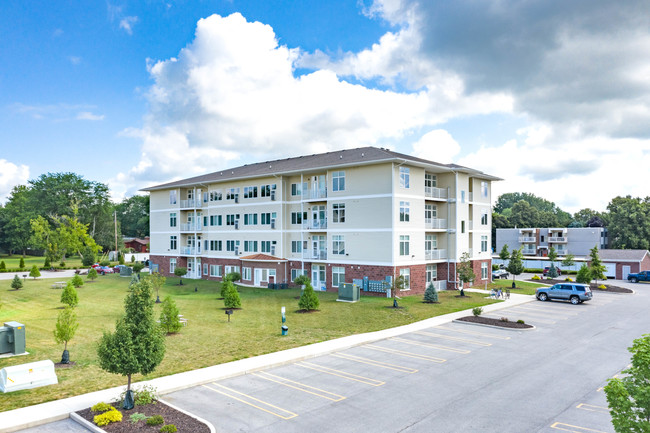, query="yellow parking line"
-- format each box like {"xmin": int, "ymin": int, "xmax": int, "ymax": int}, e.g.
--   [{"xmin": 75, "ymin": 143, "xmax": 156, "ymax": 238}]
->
[
  {"xmin": 390, "ymin": 337, "xmax": 471, "ymax": 354},
  {"xmin": 437, "ymin": 326, "xmax": 511, "ymax": 340},
  {"xmin": 415, "ymin": 331, "xmax": 492, "ymax": 346},
  {"xmin": 550, "ymin": 422, "xmax": 607, "ymax": 432},
  {"xmin": 202, "ymin": 383, "xmax": 297, "ymax": 420},
  {"xmin": 295, "ymin": 361, "xmax": 385, "ymax": 386},
  {"xmin": 333, "ymin": 353, "xmax": 418, "ymax": 373},
  {"xmin": 576, "ymin": 403, "xmax": 609, "ymax": 413},
  {"xmin": 251, "ymin": 371, "xmax": 345, "ymax": 401},
  {"xmin": 365, "ymin": 344, "xmax": 446, "ymax": 363}
]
